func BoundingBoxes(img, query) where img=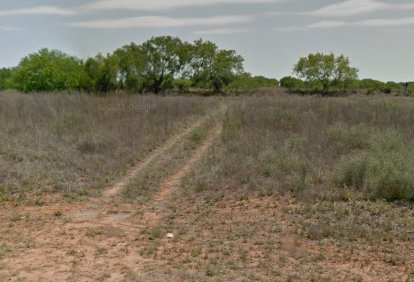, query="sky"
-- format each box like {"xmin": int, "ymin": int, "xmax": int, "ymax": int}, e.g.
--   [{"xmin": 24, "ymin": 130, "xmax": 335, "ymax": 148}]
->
[{"xmin": 0, "ymin": 0, "xmax": 413, "ymax": 82}]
